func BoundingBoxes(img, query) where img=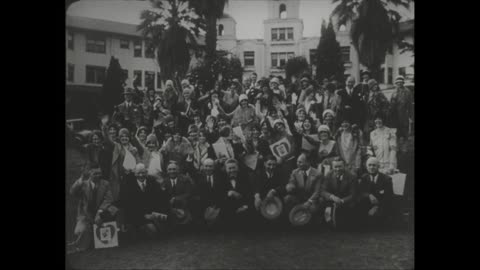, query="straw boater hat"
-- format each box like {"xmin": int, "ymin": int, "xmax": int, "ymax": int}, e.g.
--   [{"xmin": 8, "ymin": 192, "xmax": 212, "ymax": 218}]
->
[
  {"xmin": 289, "ymin": 204, "xmax": 312, "ymax": 226},
  {"xmin": 260, "ymin": 196, "xmax": 283, "ymax": 220}
]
